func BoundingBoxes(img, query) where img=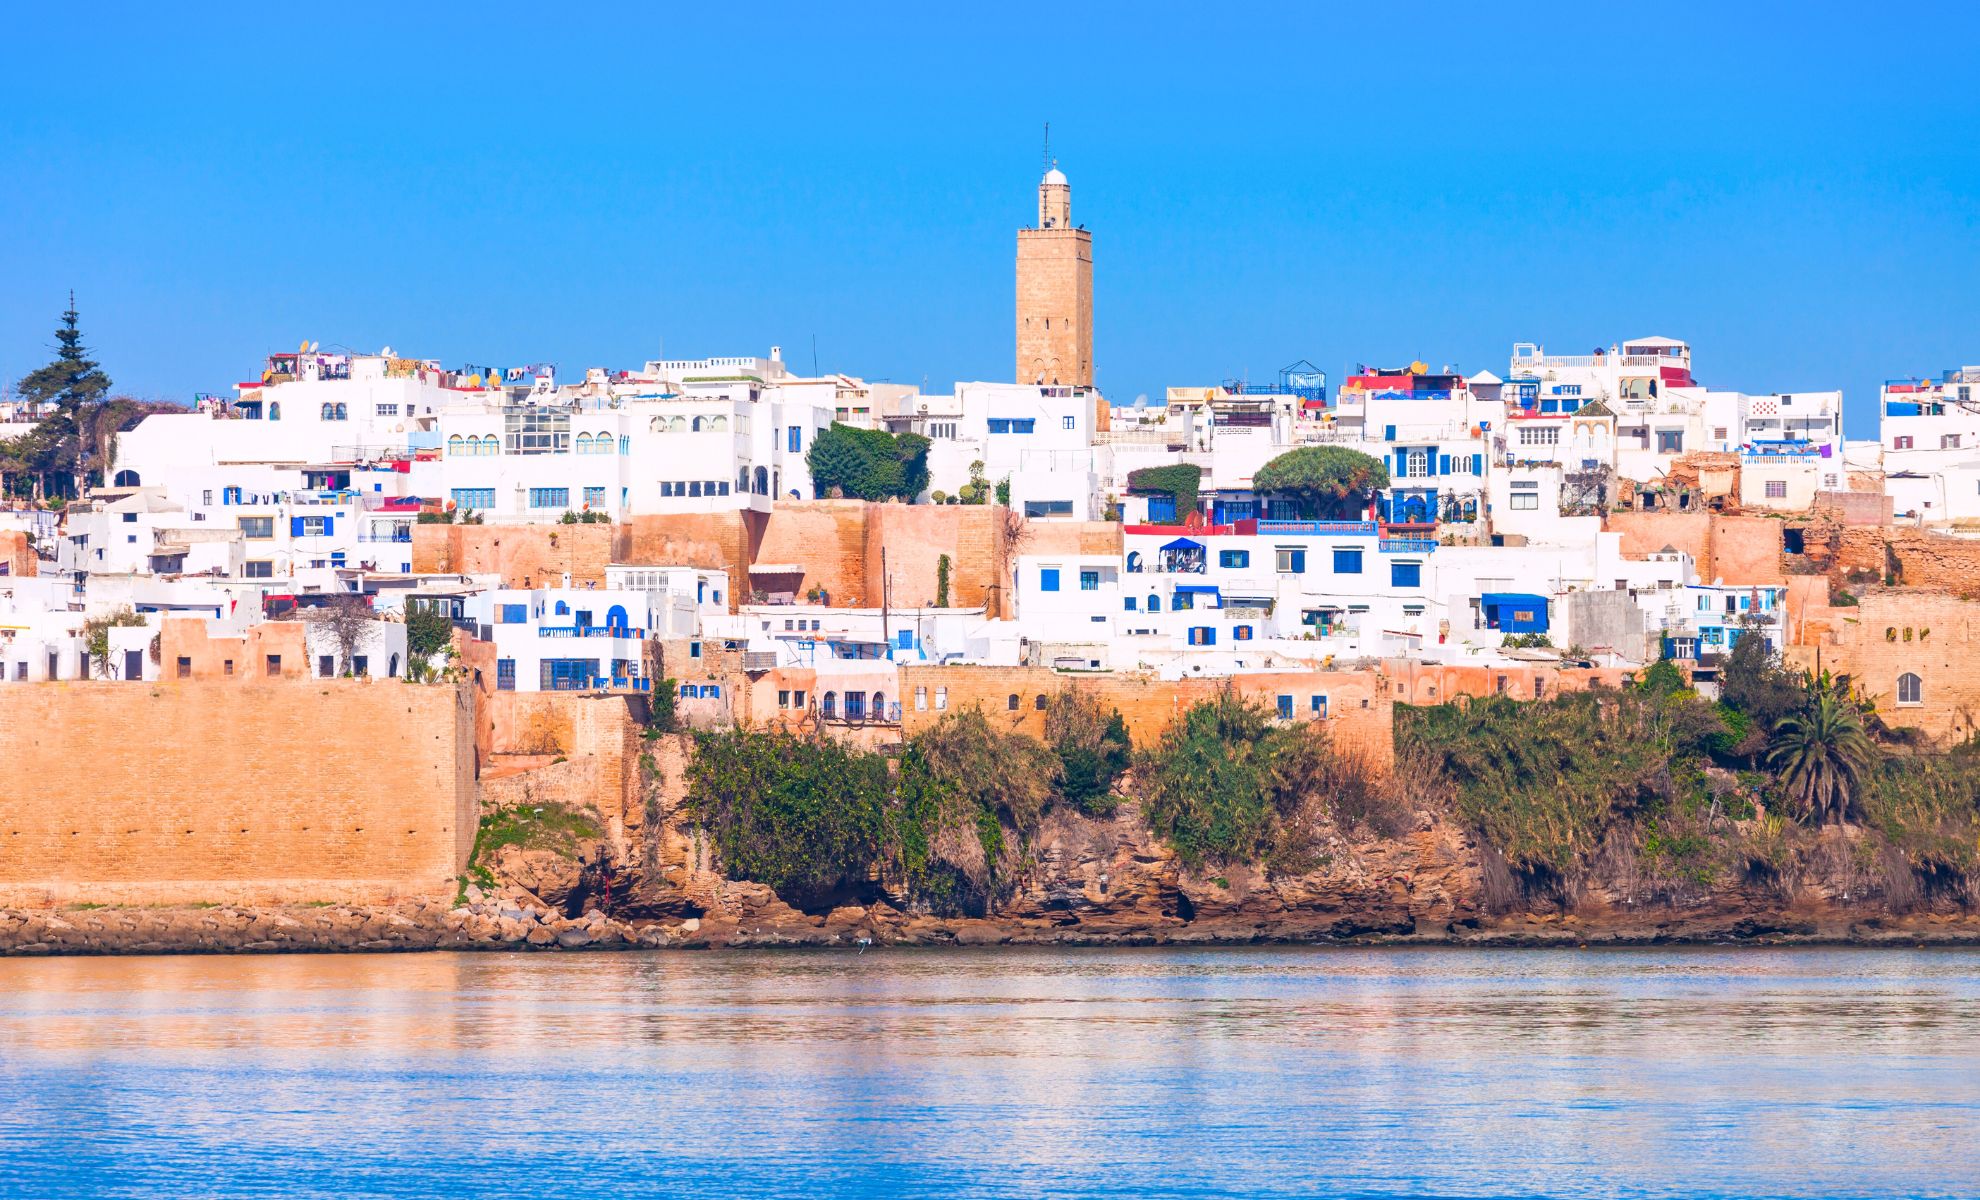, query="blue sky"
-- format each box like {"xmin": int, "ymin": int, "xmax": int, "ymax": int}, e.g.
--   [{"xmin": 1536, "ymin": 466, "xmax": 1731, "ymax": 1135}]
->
[{"xmin": 2, "ymin": 3, "xmax": 1976, "ymax": 438}]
